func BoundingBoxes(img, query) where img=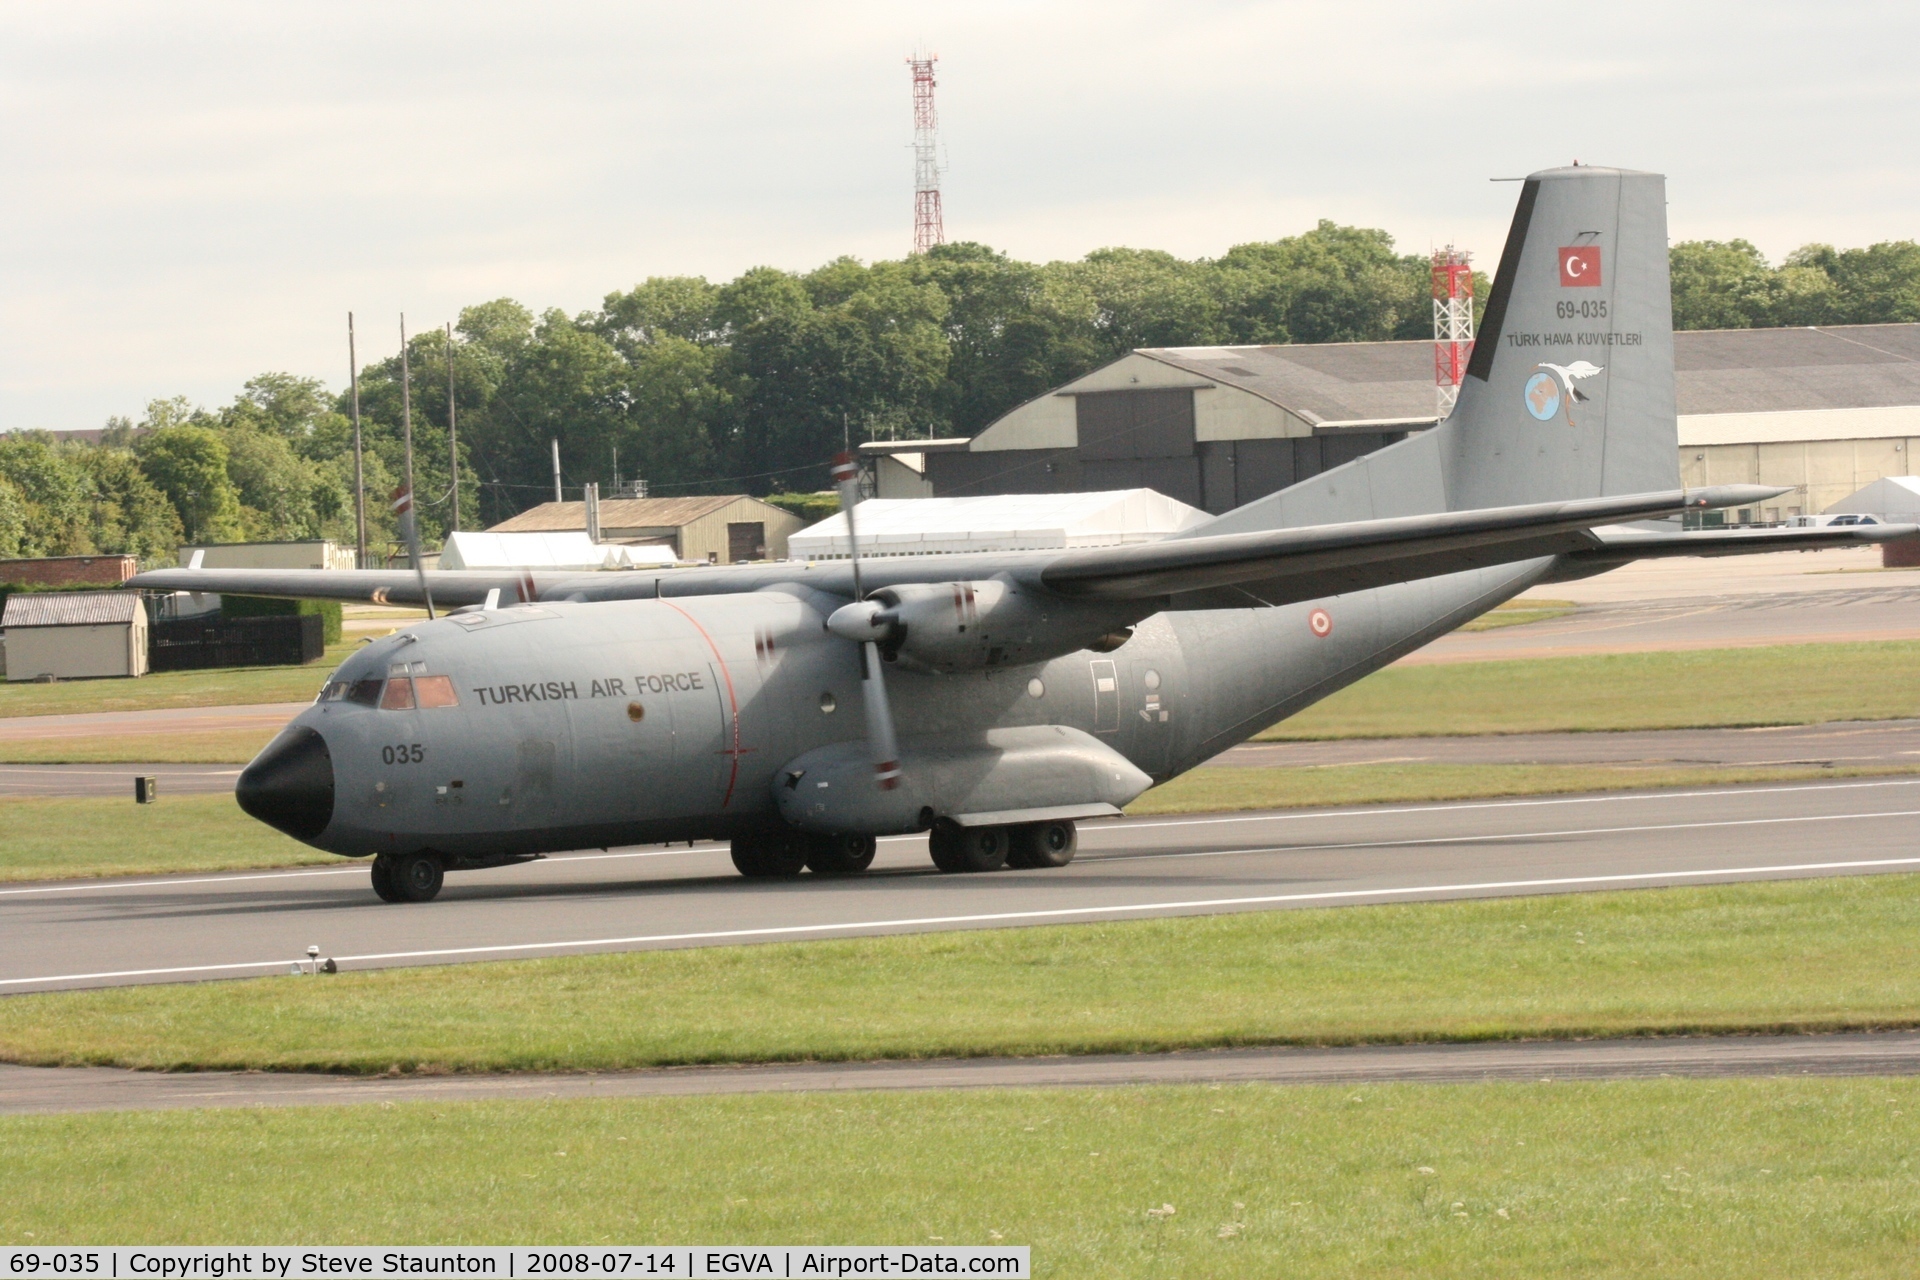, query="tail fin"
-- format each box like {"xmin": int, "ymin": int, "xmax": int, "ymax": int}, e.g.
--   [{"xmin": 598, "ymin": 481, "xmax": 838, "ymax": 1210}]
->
[
  {"xmin": 1193, "ymin": 165, "xmax": 1677, "ymax": 536},
  {"xmin": 1445, "ymin": 165, "xmax": 1677, "ymax": 509}
]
